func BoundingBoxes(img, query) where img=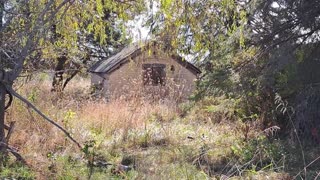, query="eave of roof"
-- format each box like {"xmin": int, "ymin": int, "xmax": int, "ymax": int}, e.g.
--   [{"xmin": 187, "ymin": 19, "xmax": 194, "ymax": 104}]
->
[
  {"xmin": 89, "ymin": 43, "xmax": 142, "ymax": 73},
  {"xmin": 171, "ymin": 55, "xmax": 202, "ymax": 75}
]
